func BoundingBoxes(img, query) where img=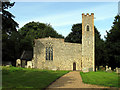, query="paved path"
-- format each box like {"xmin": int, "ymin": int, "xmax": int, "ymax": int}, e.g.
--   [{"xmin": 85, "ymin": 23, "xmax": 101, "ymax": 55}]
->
[{"xmin": 46, "ymin": 71, "xmax": 118, "ymax": 89}]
